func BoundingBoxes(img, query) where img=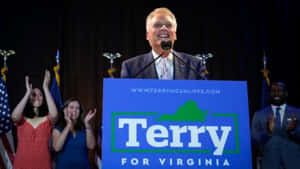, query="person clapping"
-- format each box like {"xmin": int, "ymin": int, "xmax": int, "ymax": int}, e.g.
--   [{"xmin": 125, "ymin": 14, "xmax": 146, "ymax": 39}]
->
[{"xmin": 52, "ymin": 98, "xmax": 96, "ymax": 169}]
